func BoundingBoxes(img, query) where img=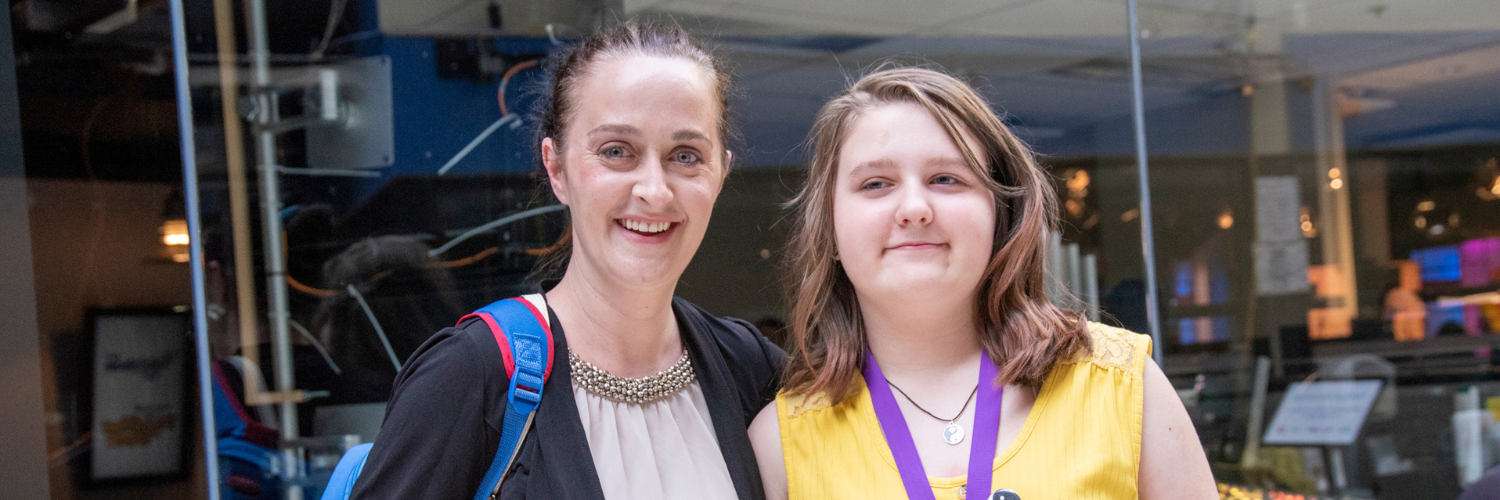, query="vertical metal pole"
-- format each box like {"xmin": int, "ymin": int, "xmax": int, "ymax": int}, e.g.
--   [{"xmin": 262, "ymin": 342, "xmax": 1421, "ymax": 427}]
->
[
  {"xmin": 1240, "ymin": 356, "xmax": 1271, "ymax": 469},
  {"xmin": 1083, "ymin": 254, "xmax": 1100, "ymax": 322},
  {"xmin": 0, "ymin": 4, "xmax": 54, "ymax": 497},
  {"xmin": 168, "ymin": 0, "xmax": 222, "ymax": 498},
  {"xmin": 1066, "ymin": 243, "xmax": 1082, "ymax": 299},
  {"xmin": 245, "ymin": 0, "xmax": 299, "ymax": 496},
  {"xmin": 1126, "ymin": 0, "xmax": 1164, "ymax": 365}
]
